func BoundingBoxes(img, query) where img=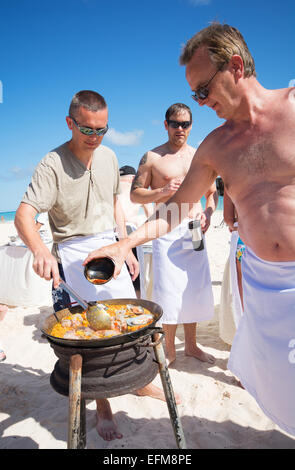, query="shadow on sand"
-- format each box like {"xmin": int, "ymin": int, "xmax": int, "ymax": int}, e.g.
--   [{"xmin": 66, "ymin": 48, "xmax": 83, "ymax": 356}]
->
[{"xmin": 1, "ymin": 306, "xmax": 294, "ymax": 449}]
